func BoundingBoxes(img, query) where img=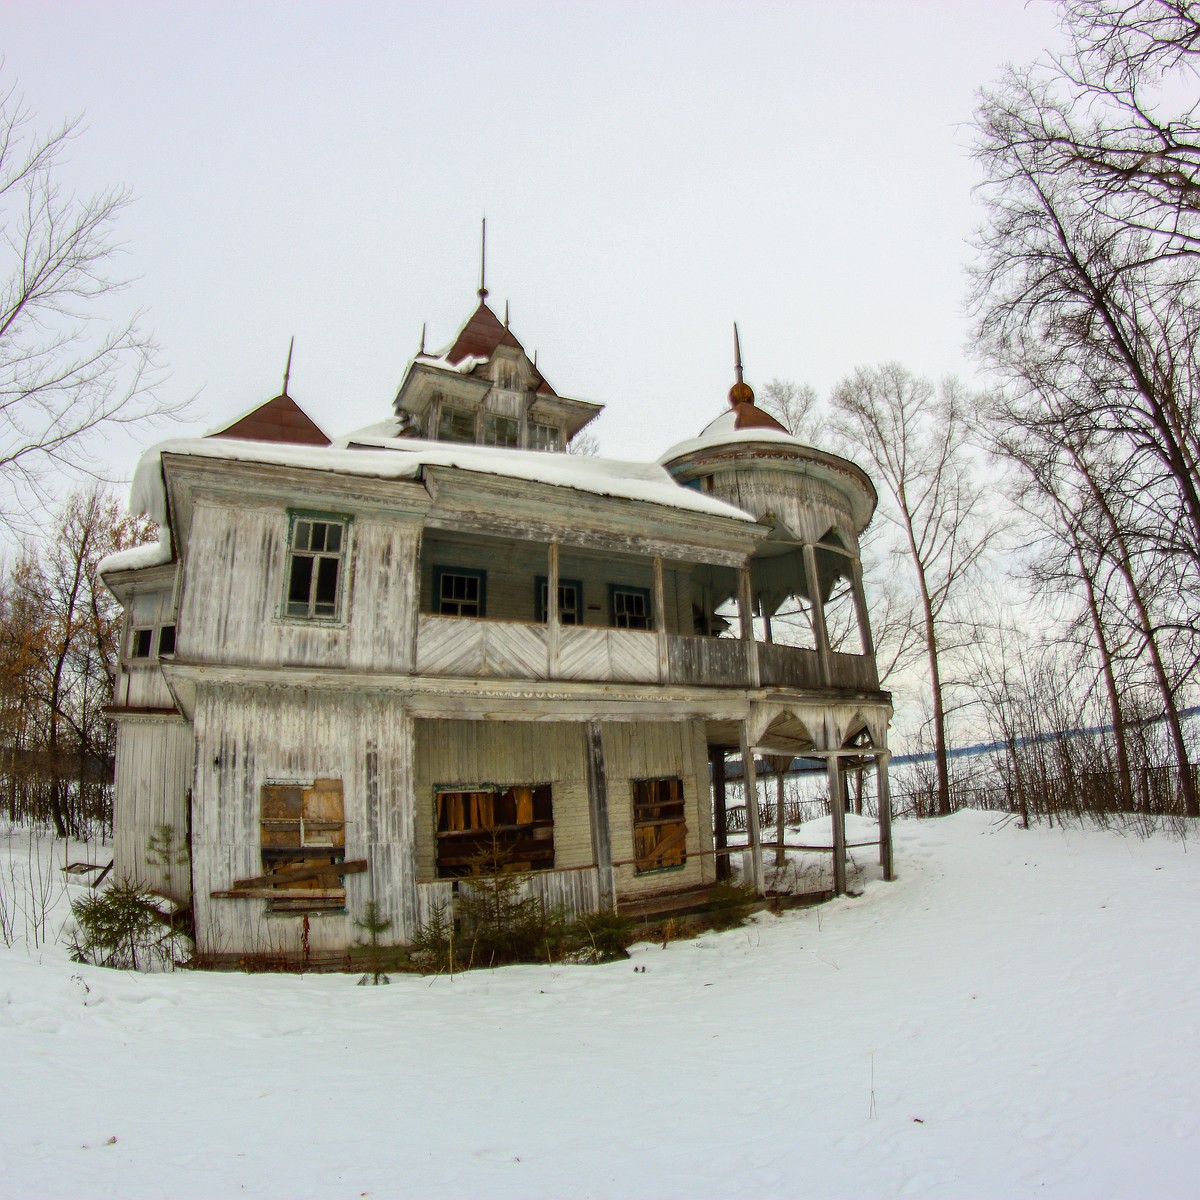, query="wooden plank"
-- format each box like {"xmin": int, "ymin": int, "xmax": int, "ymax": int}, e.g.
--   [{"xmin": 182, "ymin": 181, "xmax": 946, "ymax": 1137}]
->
[
  {"xmin": 231, "ymin": 859, "xmax": 366, "ymax": 890},
  {"xmin": 211, "ymin": 887, "xmax": 347, "ymax": 900}
]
